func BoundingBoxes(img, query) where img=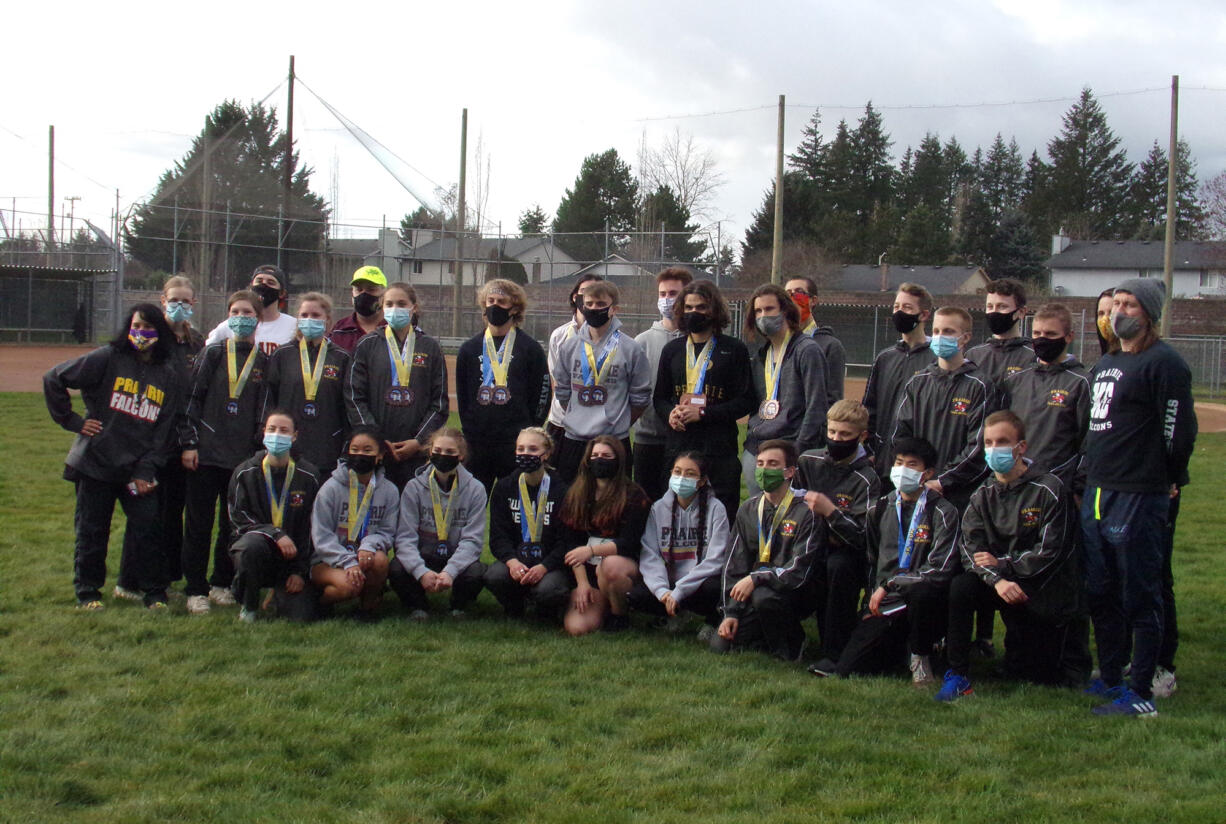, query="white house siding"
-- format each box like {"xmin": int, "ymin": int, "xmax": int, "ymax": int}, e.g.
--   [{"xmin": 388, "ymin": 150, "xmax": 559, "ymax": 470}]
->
[{"xmin": 1051, "ymin": 268, "xmax": 1203, "ymax": 298}]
